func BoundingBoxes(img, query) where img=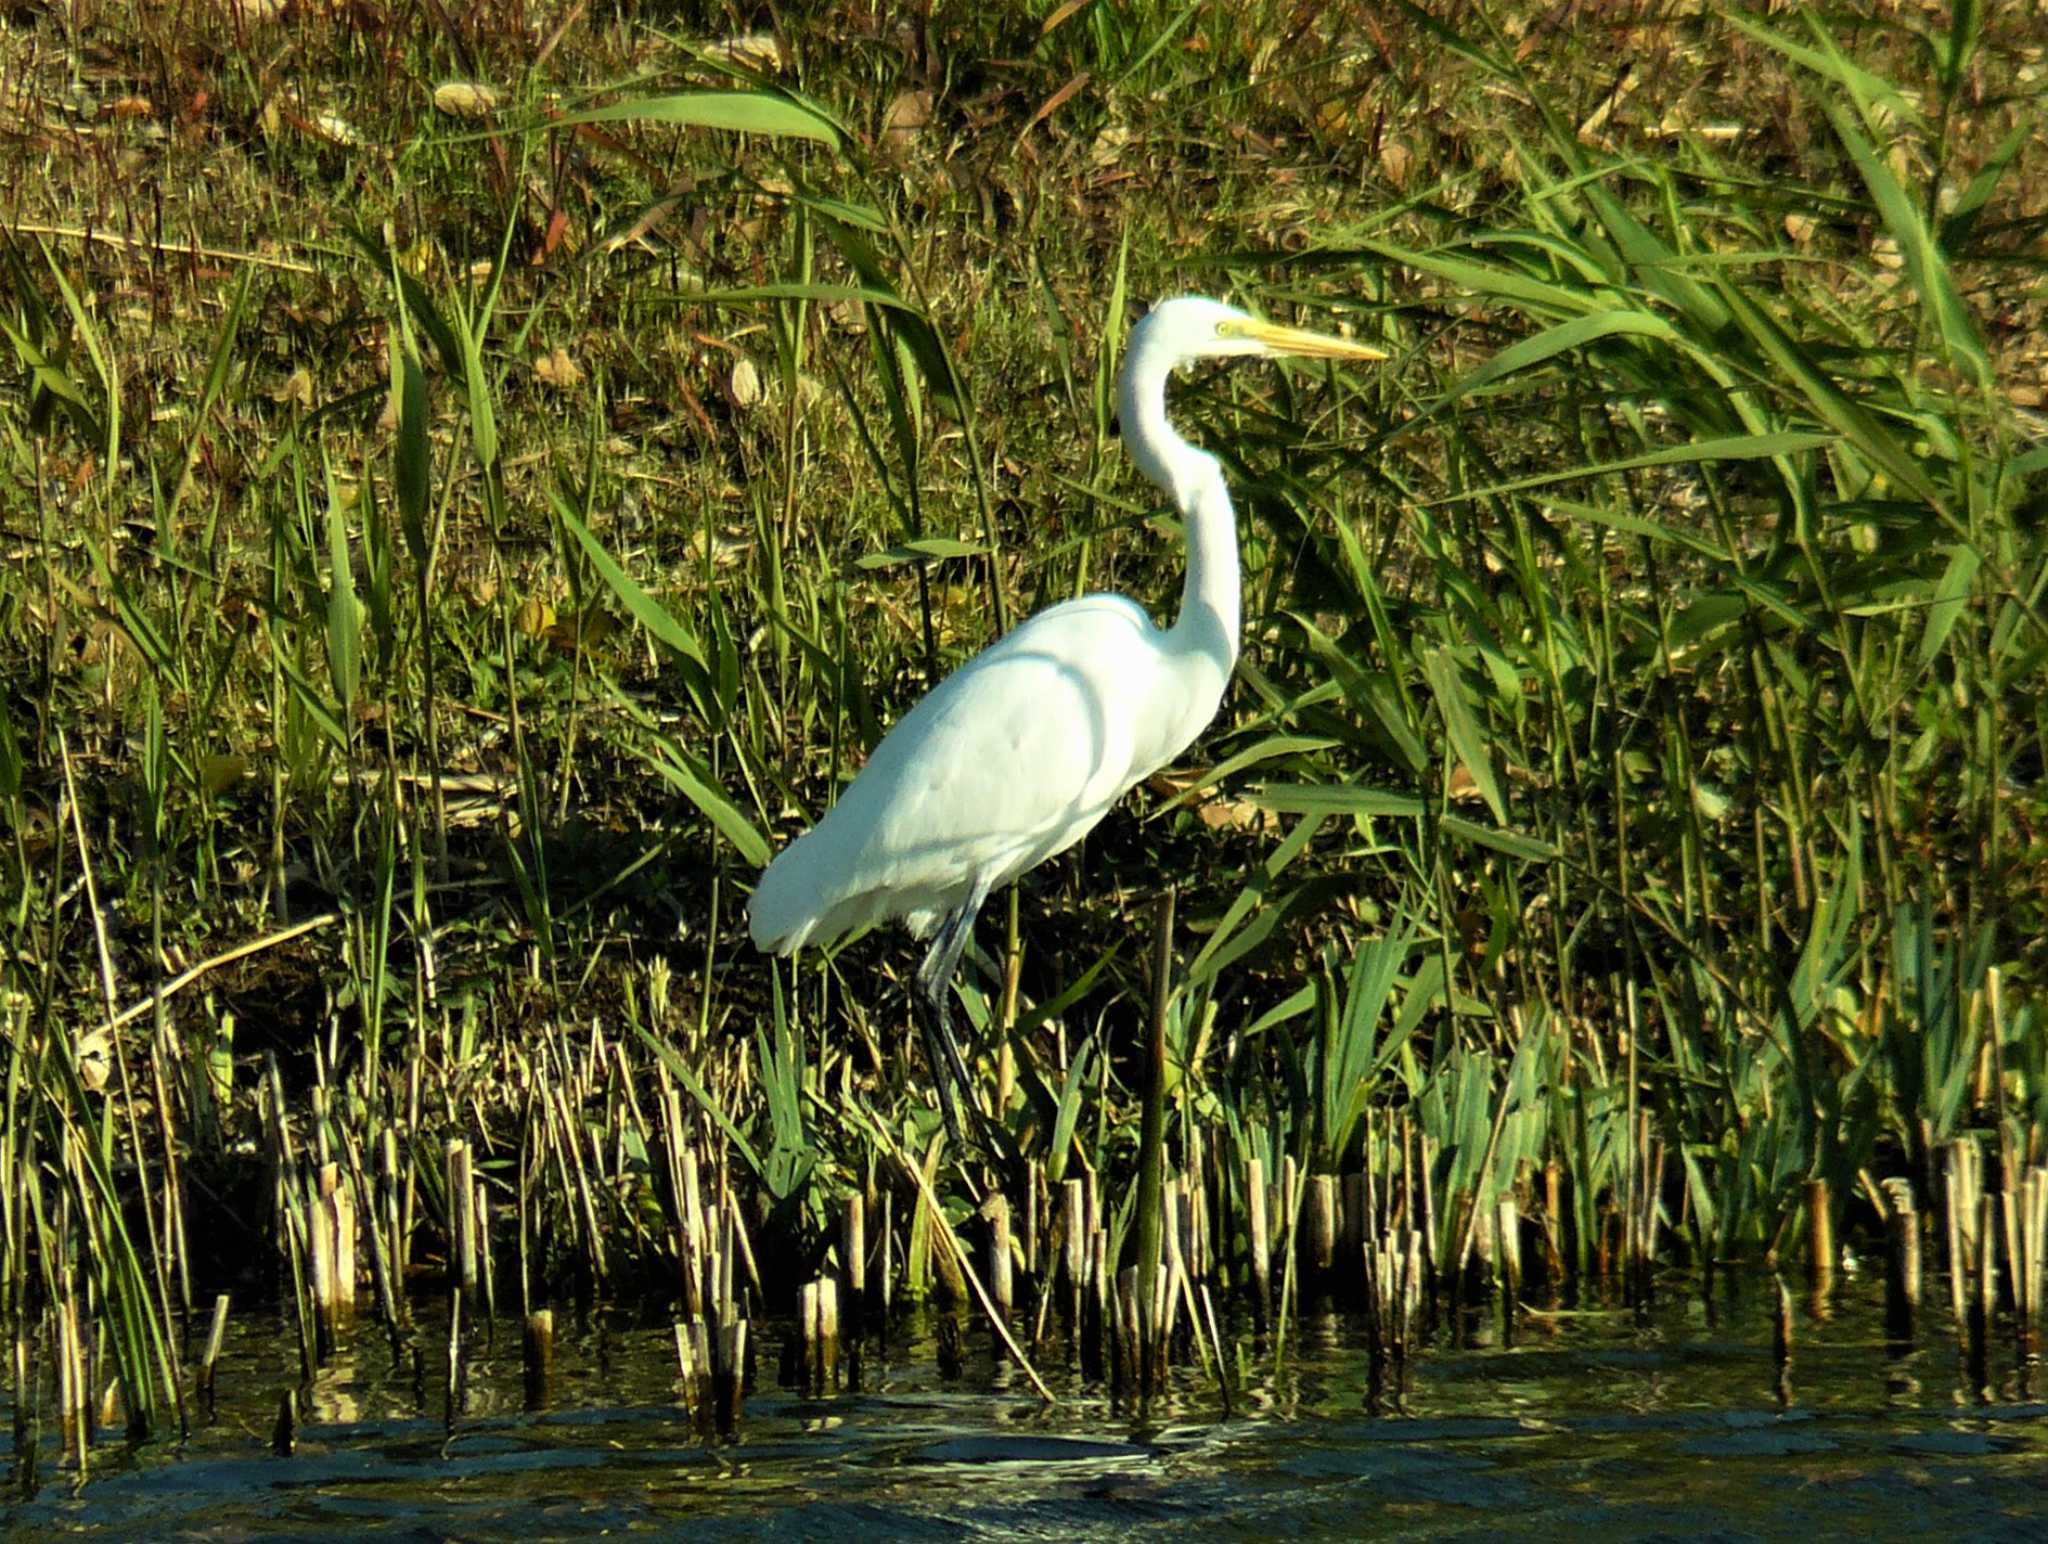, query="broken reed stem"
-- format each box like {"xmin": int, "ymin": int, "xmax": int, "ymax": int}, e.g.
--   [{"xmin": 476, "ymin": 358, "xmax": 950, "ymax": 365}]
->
[
  {"xmin": 446, "ymin": 1287, "xmax": 465, "ymax": 1428},
  {"xmin": 476, "ymin": 1181, "xmax": 496, "ymax": 1324},
  {"xmin": 524, "ymin": 1309, "xmax": 553, "ymax": 1410},
  {"xmin": 987, "ymin": 1194, "xmax": 1013, "ymax": 1318},
  {"xmin": 447, "ymin": 1140, "xmax": 476, "ymax": 1298},
  {"xmin": 1082, "ymin": 1227, "xmax": 1108, "ymax": 1382},
  {"xmin": 1452, "ymin": 1011, "xmax": 1527, "ymax": 1295},
  {"xmin": 858, "ymin": 1111, "xmax": 1054, "ymax": 1403},
  {"xmin": 1945, "ymin": 1138, "xmax": 1979, "ymax": 1334},
  {"xmin": 681, "ymin": 1145, "xmax": 707, "ymax": 1318},
  {"xmin": 882, "ymin": 1188, "xmax": 895, "ymax": 1320},
  {"xmin": 714, "ymin": 1320, "xmax": 747, "ymax": 1436},
  {"xmin": 1882, "ymin": 1177, "xmax": 1919, "ymax": 1345},
  {"xmin": 272, "ymin": 1387, "xmax": 296, "ymax": 1458},
  {"xmin": 797, "ymin": 1281, "xmax": 819, "ymax": 1392},
  {"xmin": 1133, "ymin": 889, "xmax": 1174, "ymax": 1390},
  {"xmin": 674, "ymin": 1315, "xmax": 710, "ymax": 1430},
  {"xmin": 1806, "ymin": 1178, "xmax": 1834, "ymax": 1295},
  {"xmin": 1970, "ymin": 1192, "xmax": 1996, "ymax": 1394},
  {"xmin": 1307, "ymin": 1175, "xmax": 1337, "ymax": 1303},
  {"xmin": 2021, "ymin": 1166, "xmax": 2048, "ymax": 1342},
  {"xmin": 792, "ymin": 1279, "xmax": 839, "ymax": 1392},
  {"xmin": 1497, "ymin": 1197, "xmax": 1522, "ymax": 1332},
  {"xmin": 199, "ymin": 1294, "xmax": 230, "ymax": 1416},
  {"xmin": 842, "ymin": 1191, "xmax": 866, "ymax": 1329},
  {"xmin": 1063, "ymin": 1177, "xmax": 1087, "ymax": 1334},
  {"xmin": 1772, "ymin": 1273, "xmax": 1794, "ymax": 1407},
  {"xmin": 1247, "ymin": 1155, "xmax": 1271, "ymax": 1329}
]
